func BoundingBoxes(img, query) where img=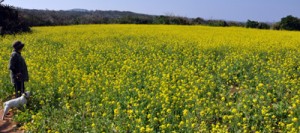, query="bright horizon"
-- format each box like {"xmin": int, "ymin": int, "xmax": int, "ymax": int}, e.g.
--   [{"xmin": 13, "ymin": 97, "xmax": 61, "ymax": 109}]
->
[{"xmin": 2, "ymin": 0, "xmax": 300, "ymax": 22}]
